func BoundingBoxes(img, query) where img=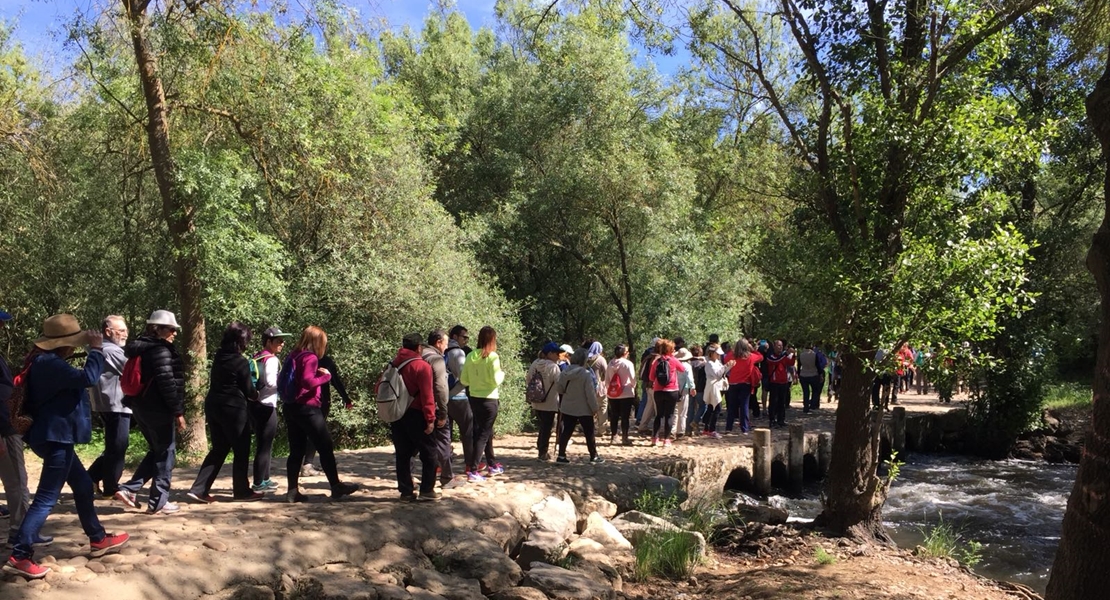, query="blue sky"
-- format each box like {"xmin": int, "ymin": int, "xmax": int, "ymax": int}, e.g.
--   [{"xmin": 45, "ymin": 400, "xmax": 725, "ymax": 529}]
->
[{"xmin": 1, "ymin": 0, "xmax": 688, "ymax": 76}]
